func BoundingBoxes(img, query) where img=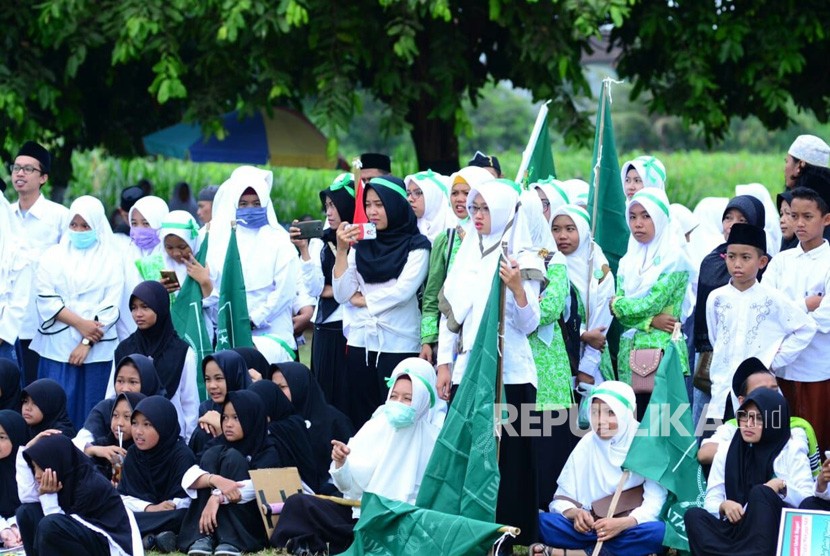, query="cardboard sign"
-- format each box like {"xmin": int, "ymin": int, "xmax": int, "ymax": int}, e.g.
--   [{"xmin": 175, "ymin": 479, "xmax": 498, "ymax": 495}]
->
[
  {"xmin": 249, "ymin": 467, "xmax": 304, "ymax": 539},
  {"xmin": 776, "ymin": 507, "xmax": 830, "ymax": 555}
]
